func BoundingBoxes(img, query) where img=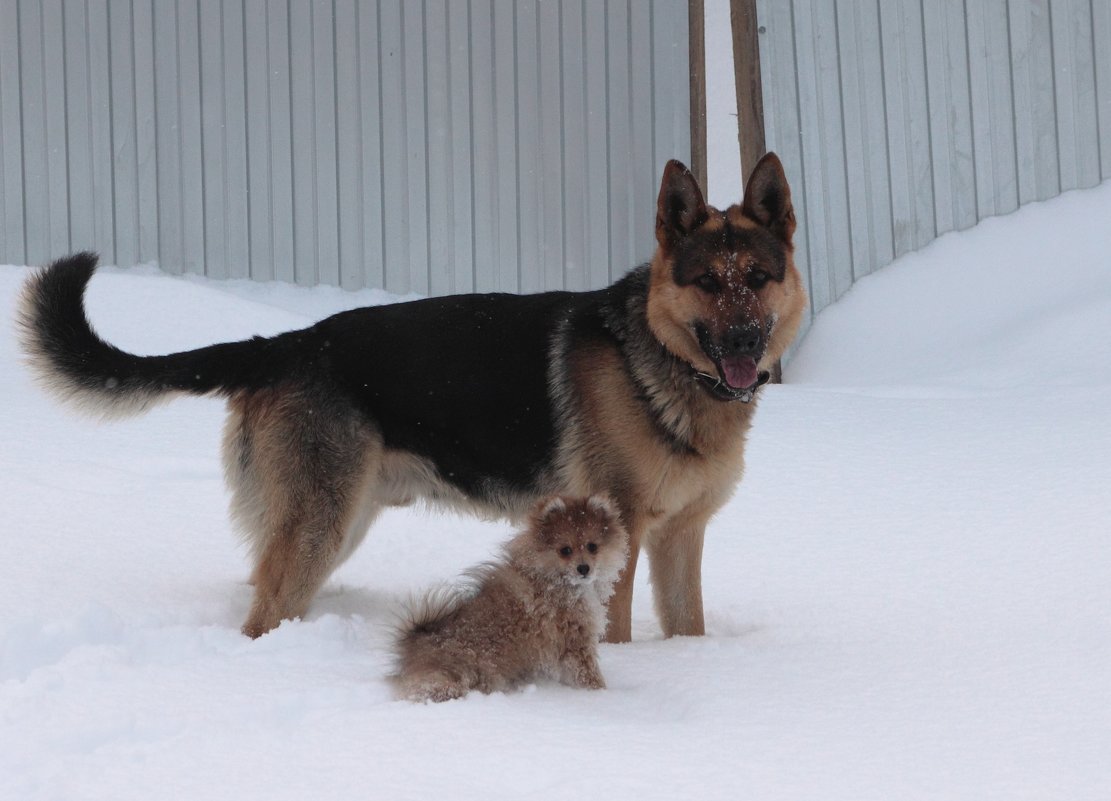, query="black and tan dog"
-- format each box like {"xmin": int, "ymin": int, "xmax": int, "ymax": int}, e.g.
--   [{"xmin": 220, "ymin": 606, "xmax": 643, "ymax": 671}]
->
[{"xmin": 18, "ymin": 154, "xmax": 806, "ymax": 642}]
